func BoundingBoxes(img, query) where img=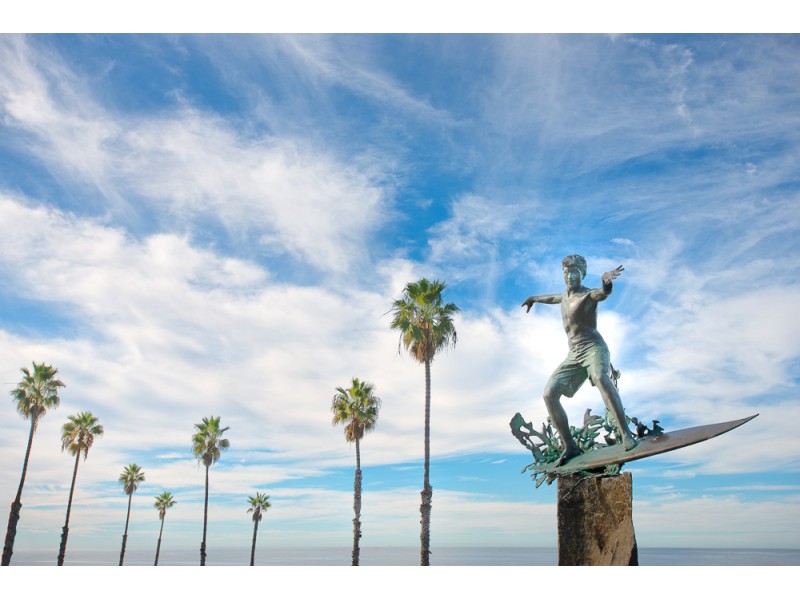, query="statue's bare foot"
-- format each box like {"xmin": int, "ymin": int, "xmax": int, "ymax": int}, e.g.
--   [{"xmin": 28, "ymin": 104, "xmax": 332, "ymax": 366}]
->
[
  {"xmin": 554, "ymin": 446, "xmax": 581, "ymax": 467},
  {"xmin": 622, "ymin": 436, "xmax": 638, "ymax": 452}
]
